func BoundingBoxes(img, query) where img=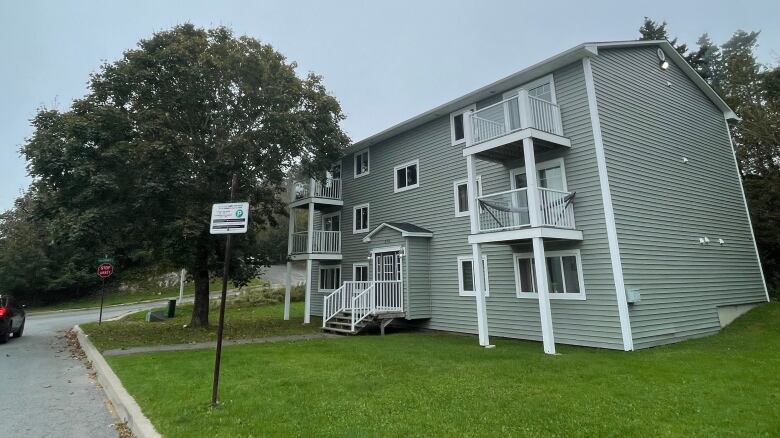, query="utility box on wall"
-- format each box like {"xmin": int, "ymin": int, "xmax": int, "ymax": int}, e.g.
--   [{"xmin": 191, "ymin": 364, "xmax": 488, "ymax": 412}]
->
[{"xmin": 626, "ymin": 288, "xmax": 641, "ymax": 304}]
